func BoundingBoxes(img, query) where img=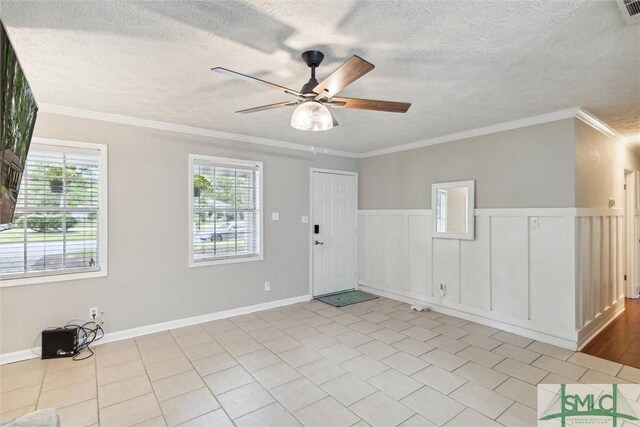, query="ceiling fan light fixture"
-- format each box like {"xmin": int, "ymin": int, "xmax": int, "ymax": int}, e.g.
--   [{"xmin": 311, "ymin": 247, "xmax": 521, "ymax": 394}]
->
[{"xmin": 290, "ymin": 101, "xmax": 333, "ymax": 131}]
